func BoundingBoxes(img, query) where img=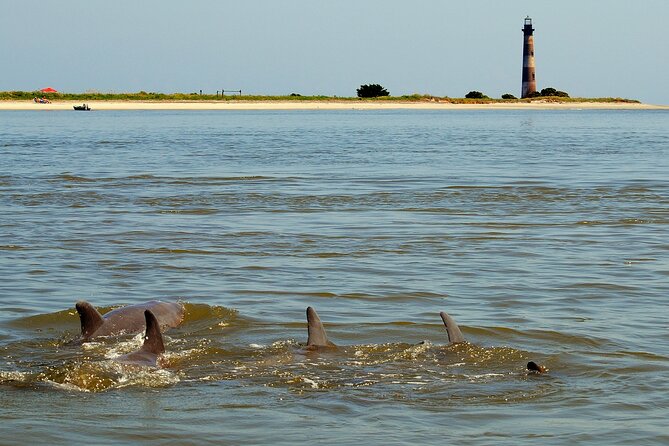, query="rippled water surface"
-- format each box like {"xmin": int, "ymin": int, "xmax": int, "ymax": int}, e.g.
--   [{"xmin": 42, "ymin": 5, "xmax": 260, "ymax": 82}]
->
[{"xmin": 1, "ymin": 109, "xmax": 668, "ymax": 445}]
